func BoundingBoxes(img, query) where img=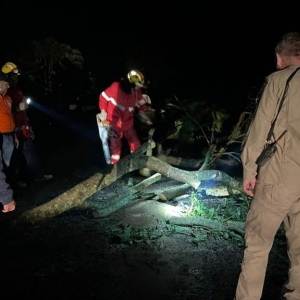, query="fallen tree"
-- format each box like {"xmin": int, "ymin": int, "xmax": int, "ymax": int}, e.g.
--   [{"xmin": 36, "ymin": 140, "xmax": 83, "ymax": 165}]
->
[
  {"xmin": 15, "ymin": 141, "xmax": 243, "ymax": 226},
  {"xmin": 82, "ymin": 173, "xmax": 162, "ymax": 217}
]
